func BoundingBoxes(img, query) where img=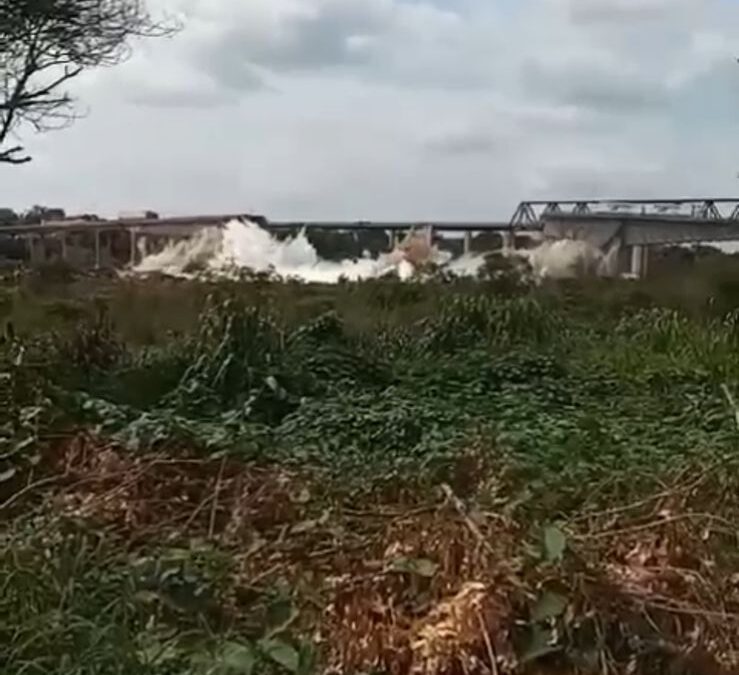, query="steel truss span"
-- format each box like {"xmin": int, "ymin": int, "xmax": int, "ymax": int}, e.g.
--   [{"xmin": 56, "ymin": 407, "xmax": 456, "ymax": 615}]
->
[{"xmin": 510, "ymin": 199, "xmax": 739, "ymax": 228}]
